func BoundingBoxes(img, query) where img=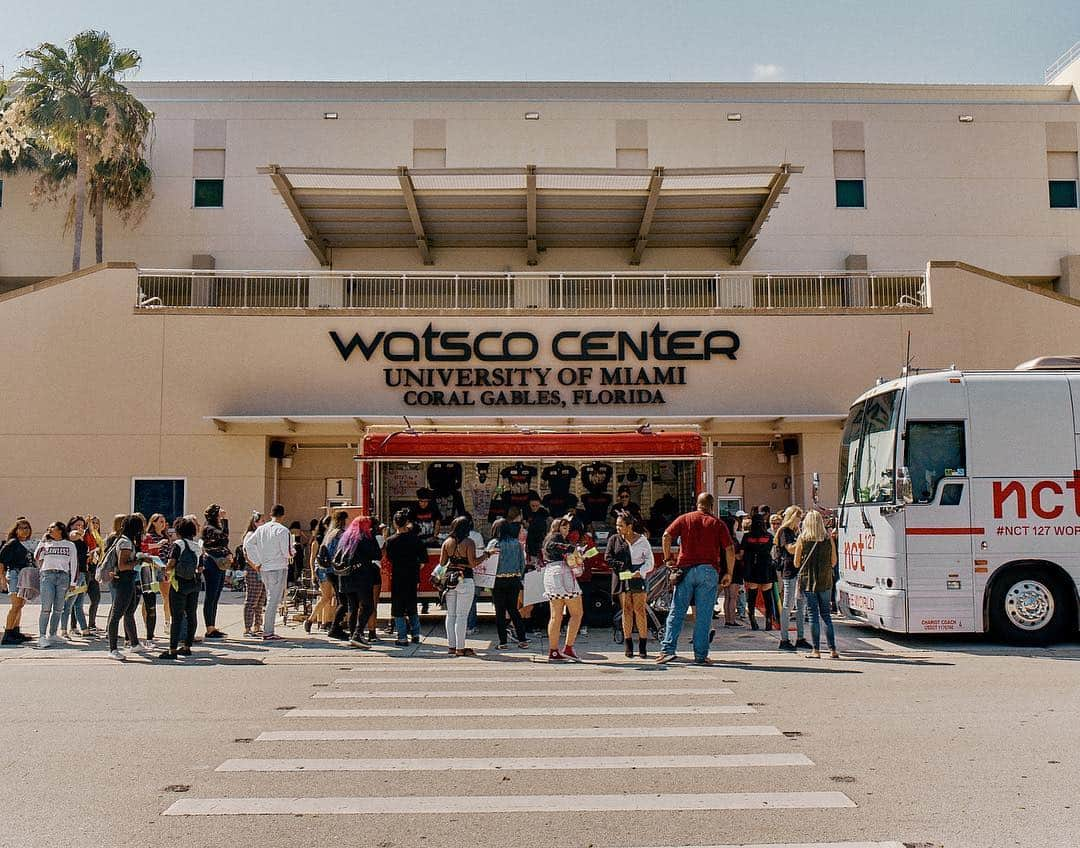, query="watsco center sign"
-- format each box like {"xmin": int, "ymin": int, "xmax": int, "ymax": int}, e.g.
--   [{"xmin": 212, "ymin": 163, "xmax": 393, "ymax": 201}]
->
[{"xmin": 330, "ymin": 323, "xmax": 741, "ymax": 408}]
